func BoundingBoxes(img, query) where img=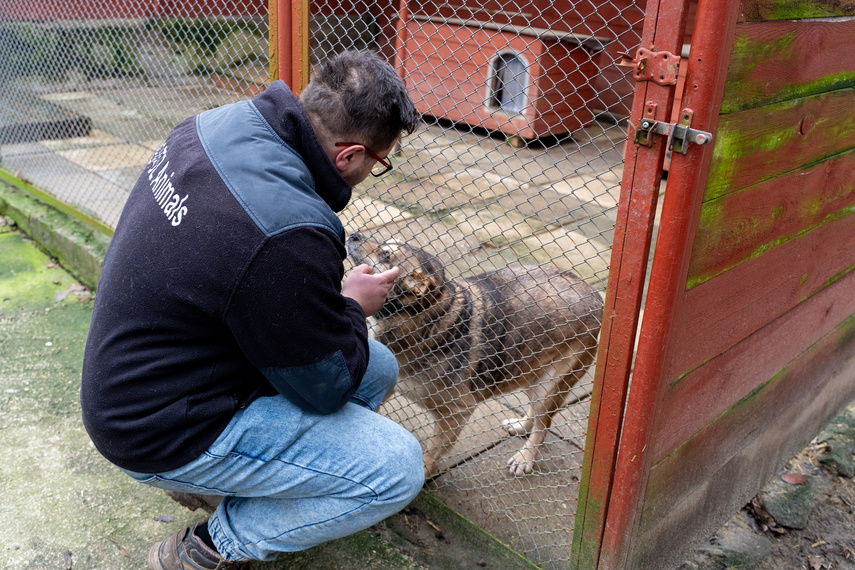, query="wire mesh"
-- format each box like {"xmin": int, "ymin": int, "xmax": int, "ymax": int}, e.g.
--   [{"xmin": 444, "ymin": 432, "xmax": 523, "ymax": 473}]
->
[
  {"xmin": 0, "ymin": 0, "xmax": 269, "ymax": 227},
  {"xmin": 333, "ymin": 2, "xmax": 643, "ymax": 567},
  {"xmin": 0, "ymin": 0, "xmax": 644, "ymax": 567}
]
